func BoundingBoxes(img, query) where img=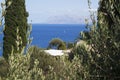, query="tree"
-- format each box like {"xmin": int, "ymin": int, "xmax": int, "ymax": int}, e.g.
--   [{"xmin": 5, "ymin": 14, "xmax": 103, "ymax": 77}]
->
[
  {"xmin": 72, "ymin": 0, "xmax": 120, "ymax": 79},
  {"xmin": 3, "ymin": 0, "xmax": 28, "ymax": 59},
  {"xmin": 85, "ymin": 0, "xmax": 120, "ymax": 79},
  {"xmin": 95, "ymin": 0, "xmax": 120, "ymax": 79},
  {"xmin": 48, "ymin": 38, "xmax": 66, "ymax": 50}
]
